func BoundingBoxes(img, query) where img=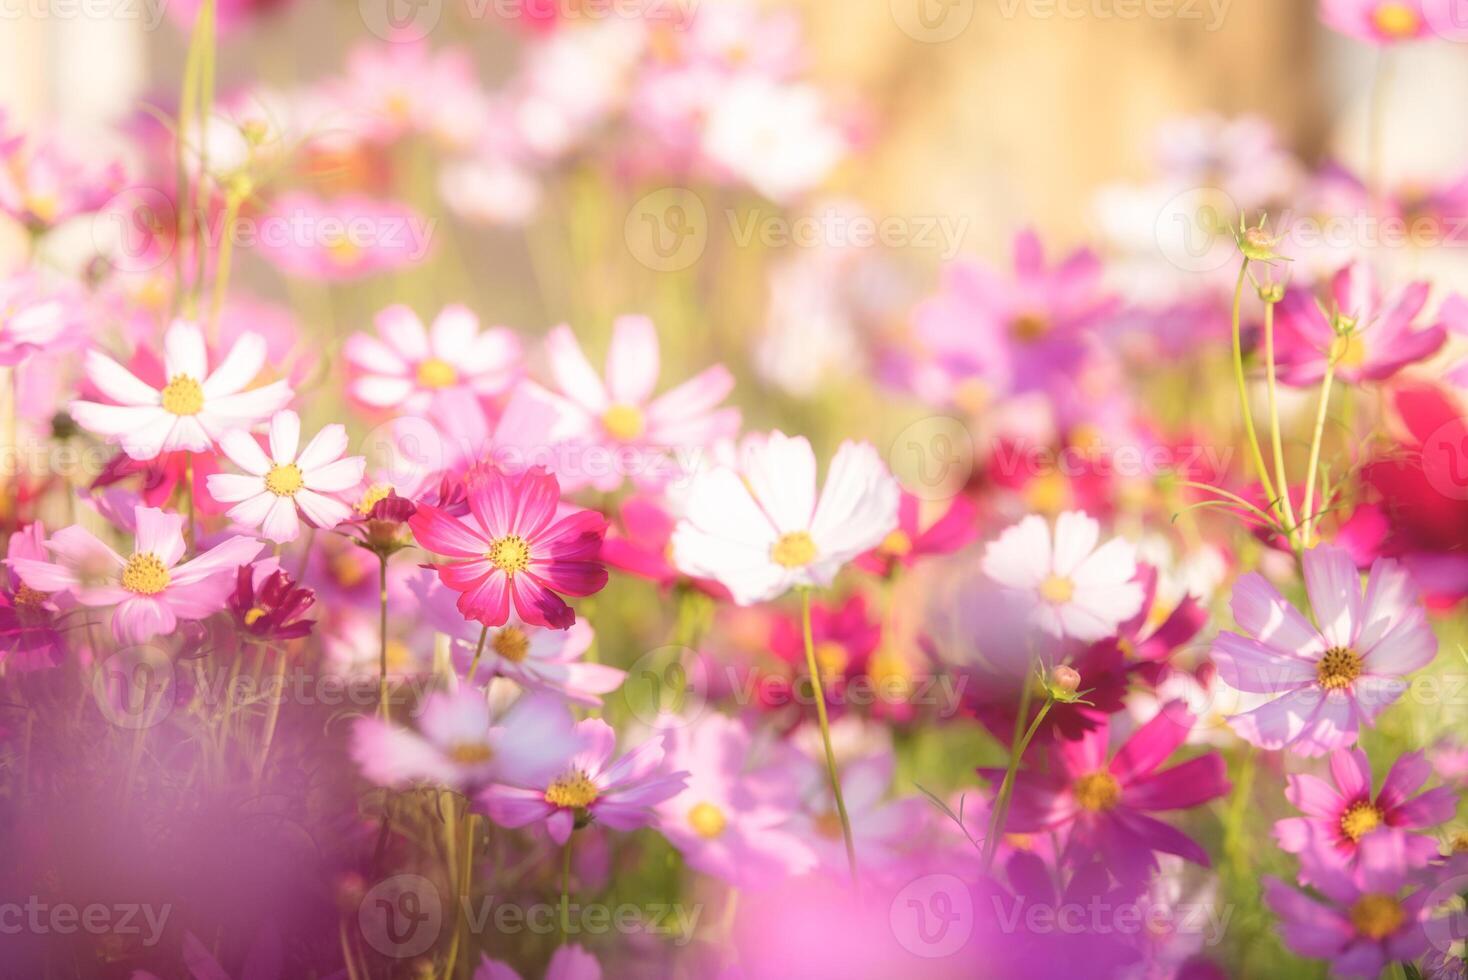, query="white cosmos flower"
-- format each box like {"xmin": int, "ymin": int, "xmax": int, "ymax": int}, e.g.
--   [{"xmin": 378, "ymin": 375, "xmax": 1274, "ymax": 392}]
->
[
  {"xmin": 207, "ymin": 410, "xmax": 366, "ymax": 543},
  {"xmin": 70, "ymin": 319, "xmax": 293, "ymax": 460},
  {"xmin": 981, "ymin": 510, "xmax": 1145, "ymax": 643},
  {"xmin": 671, "ymin": 431, "xmax": 899, "ymax": 605}
]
